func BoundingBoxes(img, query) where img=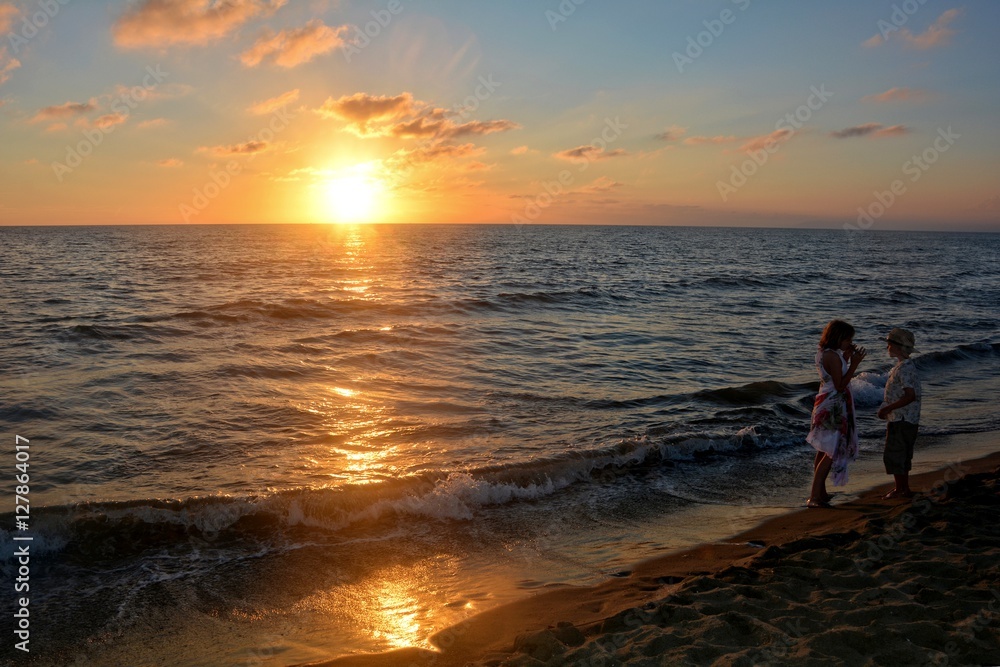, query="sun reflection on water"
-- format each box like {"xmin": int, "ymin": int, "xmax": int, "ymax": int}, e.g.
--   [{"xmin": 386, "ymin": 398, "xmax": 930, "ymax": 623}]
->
[{"xmin": 295, "ymin": 561, "xmax": 473, "ymax": 653}]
